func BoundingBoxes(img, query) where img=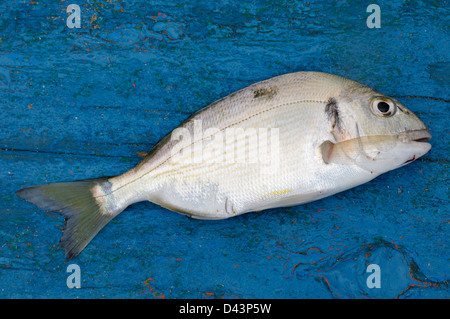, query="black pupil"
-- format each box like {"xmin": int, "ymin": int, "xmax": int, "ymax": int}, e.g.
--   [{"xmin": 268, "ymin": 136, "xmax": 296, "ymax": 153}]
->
[{"xmin": 377, "ymin": 101, "xmax": 390, "ymax": 113}]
